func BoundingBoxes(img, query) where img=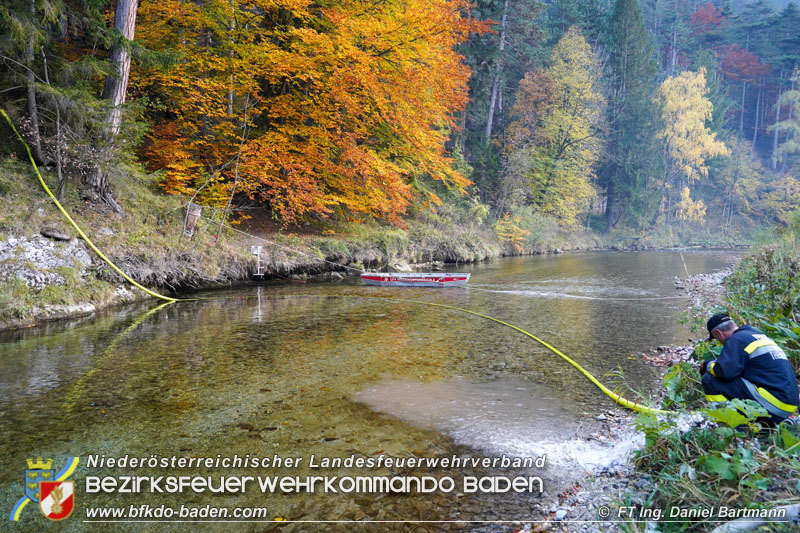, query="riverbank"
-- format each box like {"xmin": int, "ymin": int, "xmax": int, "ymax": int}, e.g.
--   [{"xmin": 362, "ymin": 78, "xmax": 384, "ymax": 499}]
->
[
  {"xmin": 0, "ymin": 154, "xmax": 750, "ymax": 331},
  {"xmin": 0, "ymin": 157, "xmax": 567, "ymax": 330},
  {"xmin": 520, "ymin": 266, "xmax": 735, "ymax": 532},
  {"xmin": 537, "ymin": 250, "xmax": 800, "ymax": 533},
  {"xmin": 5, "ymin": 156, "xmax": 745, "ymax": 331}
]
